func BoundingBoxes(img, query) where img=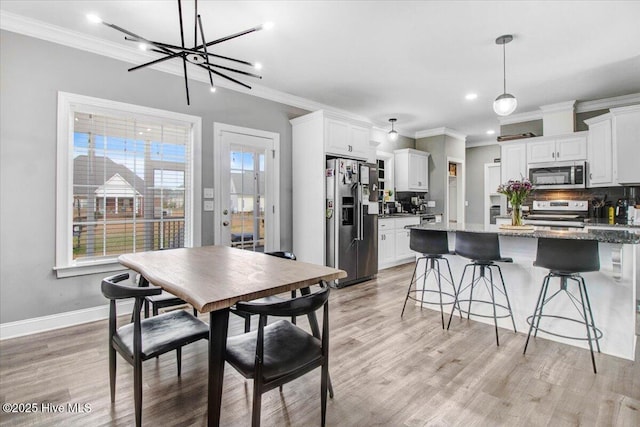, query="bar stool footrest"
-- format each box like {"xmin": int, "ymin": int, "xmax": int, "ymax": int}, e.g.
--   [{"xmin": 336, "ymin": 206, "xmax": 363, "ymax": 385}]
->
[
  {"xmin": 406, "ymin": 290, "xmax": 457, "ymax": 306},
  {"xmin": 455, "ymin": 299, "xmax": 513, "ymax": 319},
  {"xmin": 526, "ymin": 314, "xmax": 603, "ymax": 342}
]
